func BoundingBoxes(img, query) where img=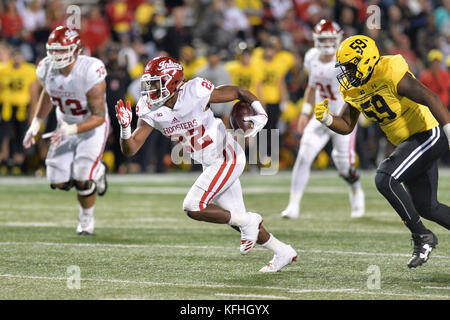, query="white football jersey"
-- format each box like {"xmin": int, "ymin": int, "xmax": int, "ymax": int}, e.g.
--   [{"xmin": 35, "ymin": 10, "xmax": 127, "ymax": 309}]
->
[
  {"xmin": 36, "ymin": 55, "xmax": 108, "ymax": 124},
  {"xmin": 304, "ymin": 48, "xmax": 345, "ymax": 115},
  {"xmin": 137, "ymin": 77, "xmax": 227, "ymax": 165}
]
